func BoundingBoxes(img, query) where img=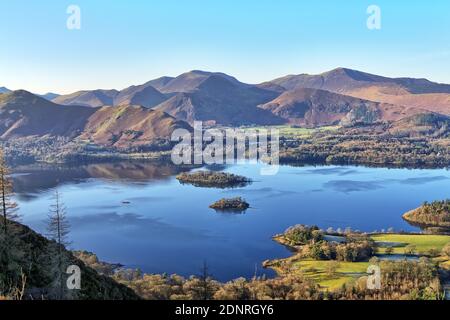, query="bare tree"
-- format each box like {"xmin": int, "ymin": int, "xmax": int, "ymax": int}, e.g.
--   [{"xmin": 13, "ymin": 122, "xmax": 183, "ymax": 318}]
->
[
  {"xmin": 197, "ymin": 261, "xmax": 218, "ymax": 300},
  {"xmin": 0, "ymin": 152, "xmax": 19, "ymax": 236},
  {"xmin": 46, "ymin": 189, "xmax": 71, "ymax": 299},
  {"xmin": 0, "ymin": 150, "xmax": 23, "ymax": 296}
]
